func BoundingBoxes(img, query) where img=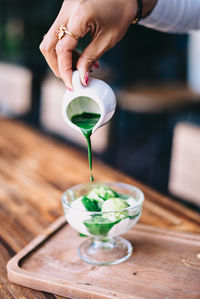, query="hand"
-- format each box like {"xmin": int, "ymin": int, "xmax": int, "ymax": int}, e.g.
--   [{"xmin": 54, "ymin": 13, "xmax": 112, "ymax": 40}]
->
[
  {"xmin": 39, "ymin": 0, "xmax": 137, "ymax": 90},
  {"xmin": 39, "ymin": 0, "xmax": 157, "ymax": 90}
]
